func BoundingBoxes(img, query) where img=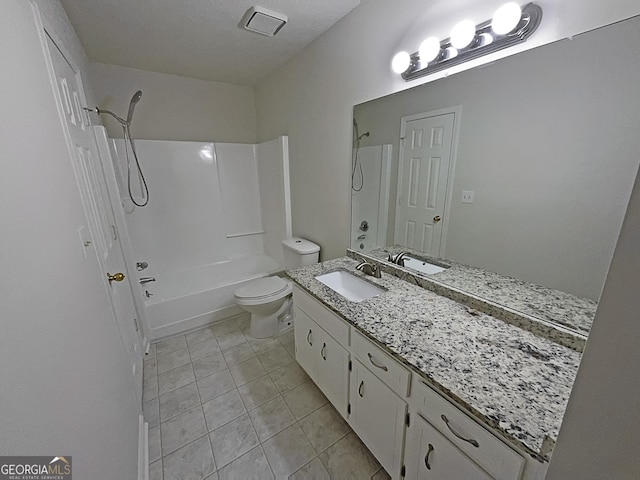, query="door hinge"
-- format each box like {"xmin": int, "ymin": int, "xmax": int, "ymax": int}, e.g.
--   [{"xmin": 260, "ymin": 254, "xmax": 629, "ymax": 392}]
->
[
  {"xmin": 400, "ymin": 465, "xmax": 406, "ymax": 478},
  {"xmin": 111, "ymin": 224, "xmax": 118, "ymax": 241},
  {"xmin": 133, "ymin": 317, "xmax": 139, "ymax": 332},
  {"xmin": 347, "ymin": 403, "xmax": 351, "ymax": 415},
  {"xmin": 406, "ymin": 412, "xmax": 410, "ymax": 427},
  {"xmin": 348, "ymin": 360, "xmax": 352, "ymax": 371}
]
